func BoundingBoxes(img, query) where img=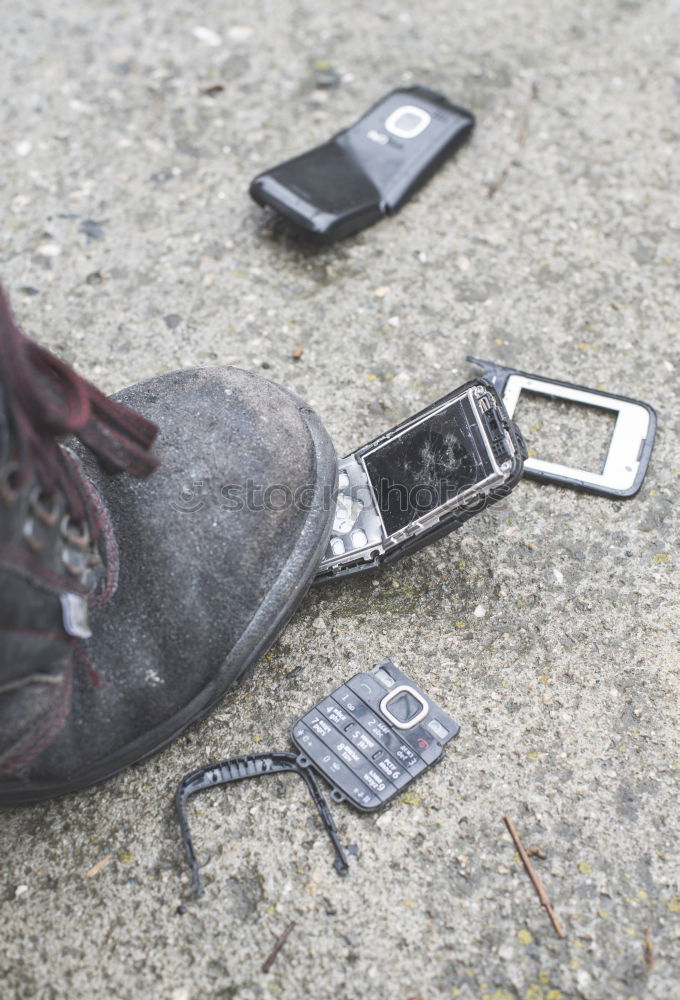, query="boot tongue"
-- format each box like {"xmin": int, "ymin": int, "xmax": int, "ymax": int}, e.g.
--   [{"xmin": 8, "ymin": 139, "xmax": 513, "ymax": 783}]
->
[{"xmin": 0, "ymin": 286, "xmax": 159, "ymax": 522}]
